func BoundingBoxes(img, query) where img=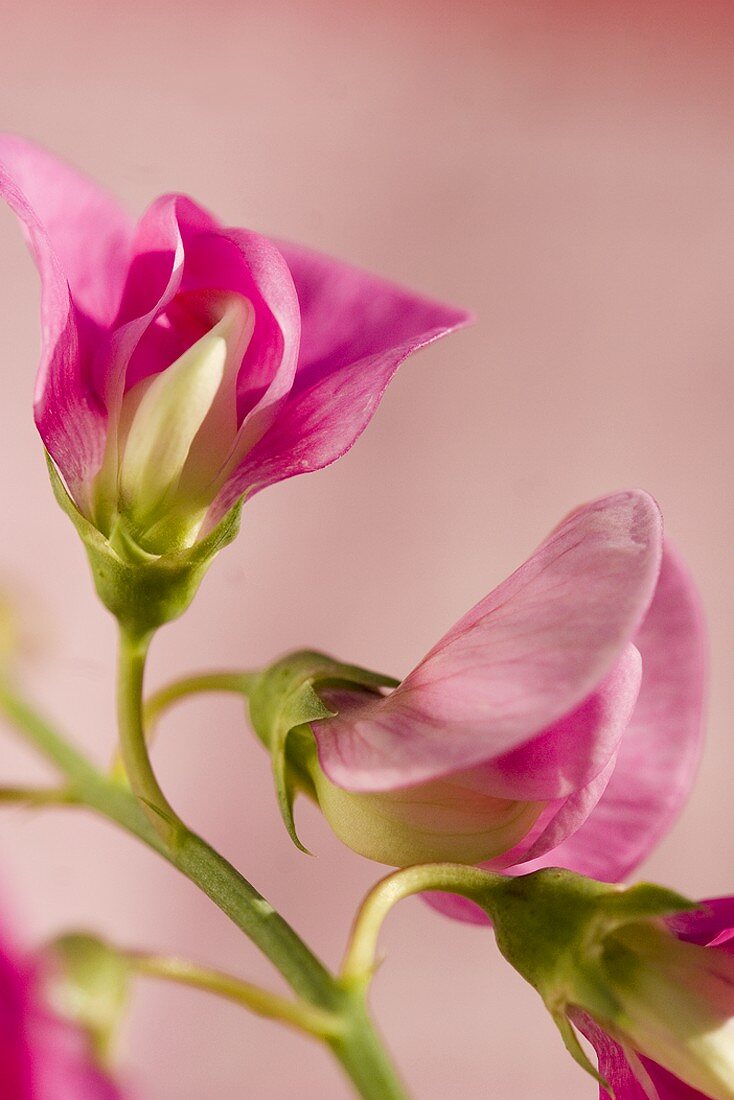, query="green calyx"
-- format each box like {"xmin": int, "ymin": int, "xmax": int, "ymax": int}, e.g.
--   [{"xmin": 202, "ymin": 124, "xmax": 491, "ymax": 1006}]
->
[
  {"xmin": 477, "ymin": 868, "xmax": 698, "ymax": 1090},
  {"xmin": 247, "ymin": 650, "xmax": 398, "ymax": 852},
  {"xmin": 47, "ymin": 455, "xmax": 242, "ymax": 635},
  {"xmin": 42, "ymin": 932, "xmax": 131, "ymax": 1068}
]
